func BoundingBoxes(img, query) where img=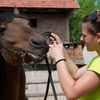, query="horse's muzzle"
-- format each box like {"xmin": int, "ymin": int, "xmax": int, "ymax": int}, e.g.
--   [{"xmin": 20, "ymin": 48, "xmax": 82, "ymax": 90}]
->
[{"xmin": 30, "ymin": 37, "xmax": 49, "ymax": 53}]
